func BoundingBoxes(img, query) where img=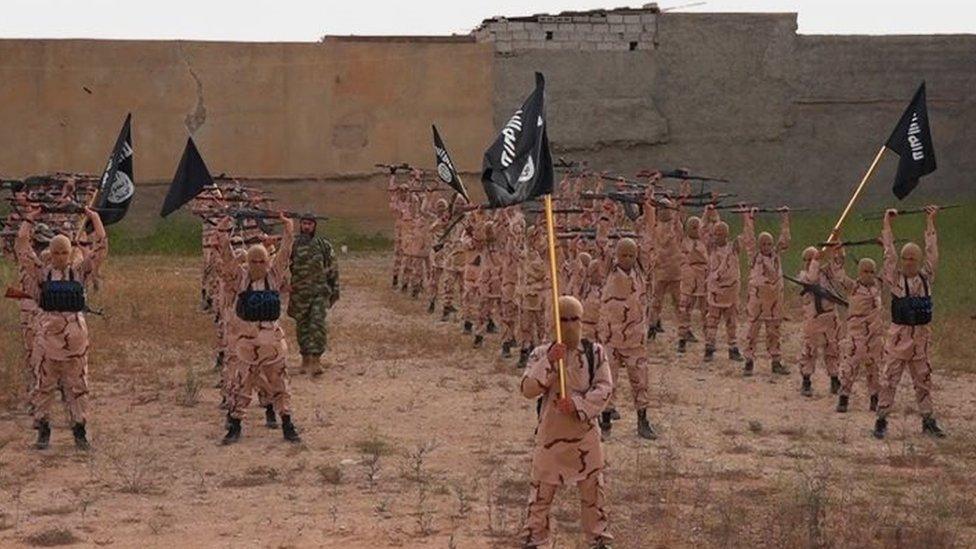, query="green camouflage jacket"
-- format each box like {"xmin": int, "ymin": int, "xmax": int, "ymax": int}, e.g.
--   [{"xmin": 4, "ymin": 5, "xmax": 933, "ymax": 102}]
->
[{"xmin": 290, "ymin": 234, "xmax": 339, "ymax": 304}]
